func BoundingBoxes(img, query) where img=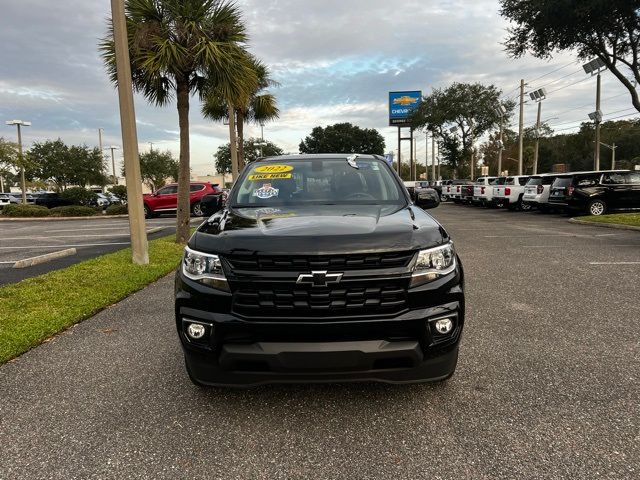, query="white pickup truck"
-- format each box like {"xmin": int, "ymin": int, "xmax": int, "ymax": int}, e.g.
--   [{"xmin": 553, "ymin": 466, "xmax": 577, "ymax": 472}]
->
[
  {"xmin": 491, "ymin": 175, "xmax": 531, "ymax": 210},
  {"xmin": 472, "ymin": 176, "xmax": 505, "ymax": 207},
  {"xmin": 522, "ymin": 173, "xmax": 558, "ymax": 213}
]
